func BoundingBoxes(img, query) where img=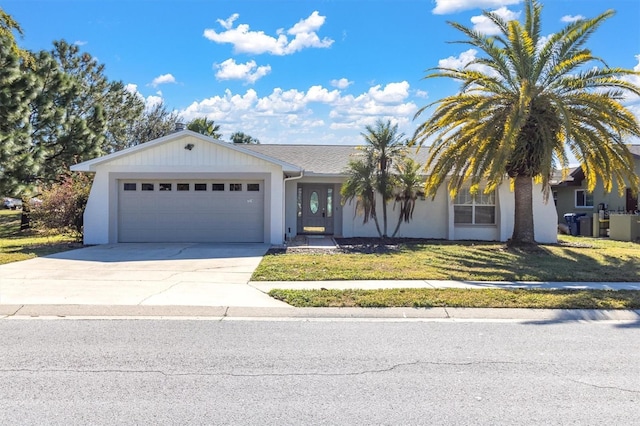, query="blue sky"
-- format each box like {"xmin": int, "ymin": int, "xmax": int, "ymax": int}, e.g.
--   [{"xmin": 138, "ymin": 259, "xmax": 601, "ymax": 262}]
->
[{"xmin": 4, "ymin": 0, "xmax": 640, "ymax": 145}]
